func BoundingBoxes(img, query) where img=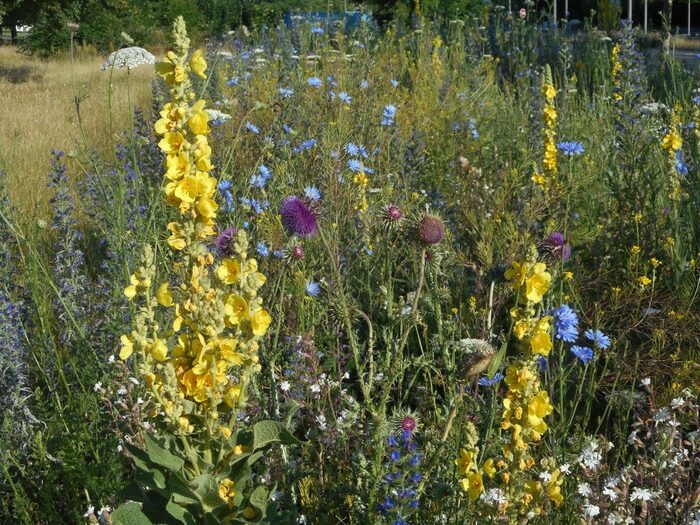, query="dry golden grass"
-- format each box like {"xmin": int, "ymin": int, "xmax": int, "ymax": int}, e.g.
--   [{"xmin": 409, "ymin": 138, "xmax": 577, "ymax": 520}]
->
[{"xmin": 0, "ymin": 45, "xmax": 154, "ymax": 218}]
